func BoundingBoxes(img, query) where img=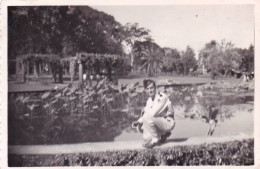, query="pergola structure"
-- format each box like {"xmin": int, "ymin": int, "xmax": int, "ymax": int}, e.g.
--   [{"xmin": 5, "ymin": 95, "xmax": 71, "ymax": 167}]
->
[
  {"xmin": 14, "ymin": 54, "xmax": 61, "ymax": 83},
  {"xmin": 62, "ymin": 52, "xmax": 126, "ymax": 83},
  {"xmin": 12, "ymin": 53, "xmax": 128, "ymax": 83}
]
